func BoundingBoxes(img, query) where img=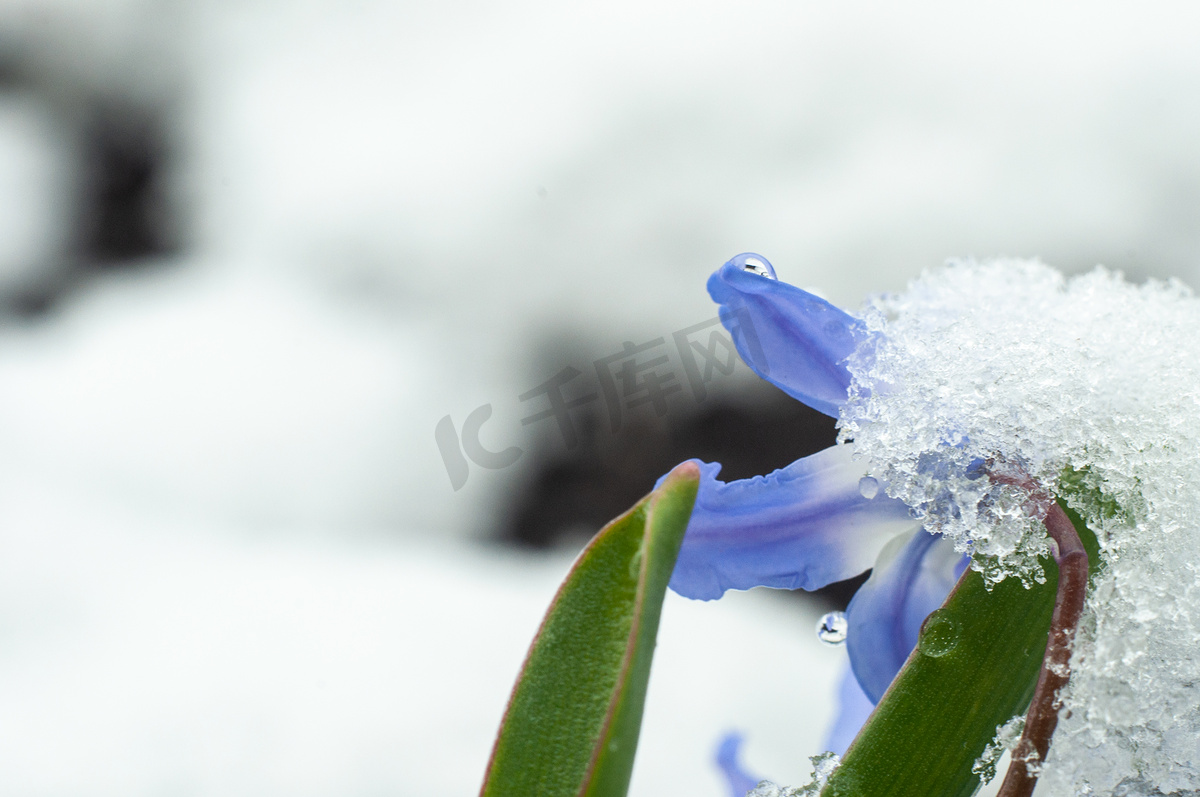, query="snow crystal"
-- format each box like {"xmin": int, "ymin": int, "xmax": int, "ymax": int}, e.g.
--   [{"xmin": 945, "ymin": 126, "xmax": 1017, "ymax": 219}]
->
[
  {"xmin": 746, "ymin": 752, "xmax": 840, "ymax": 797},
  {"xmin": 747, "ymin": 781, "xmax": 805, "ymax": 797},
  {"xmin": 972, "ymin": 714, "xmax": 1025, "ymax": 784},
  {"xmin": 838, "ymin": 259, "xmax": 1200, "ymax": 795}
]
